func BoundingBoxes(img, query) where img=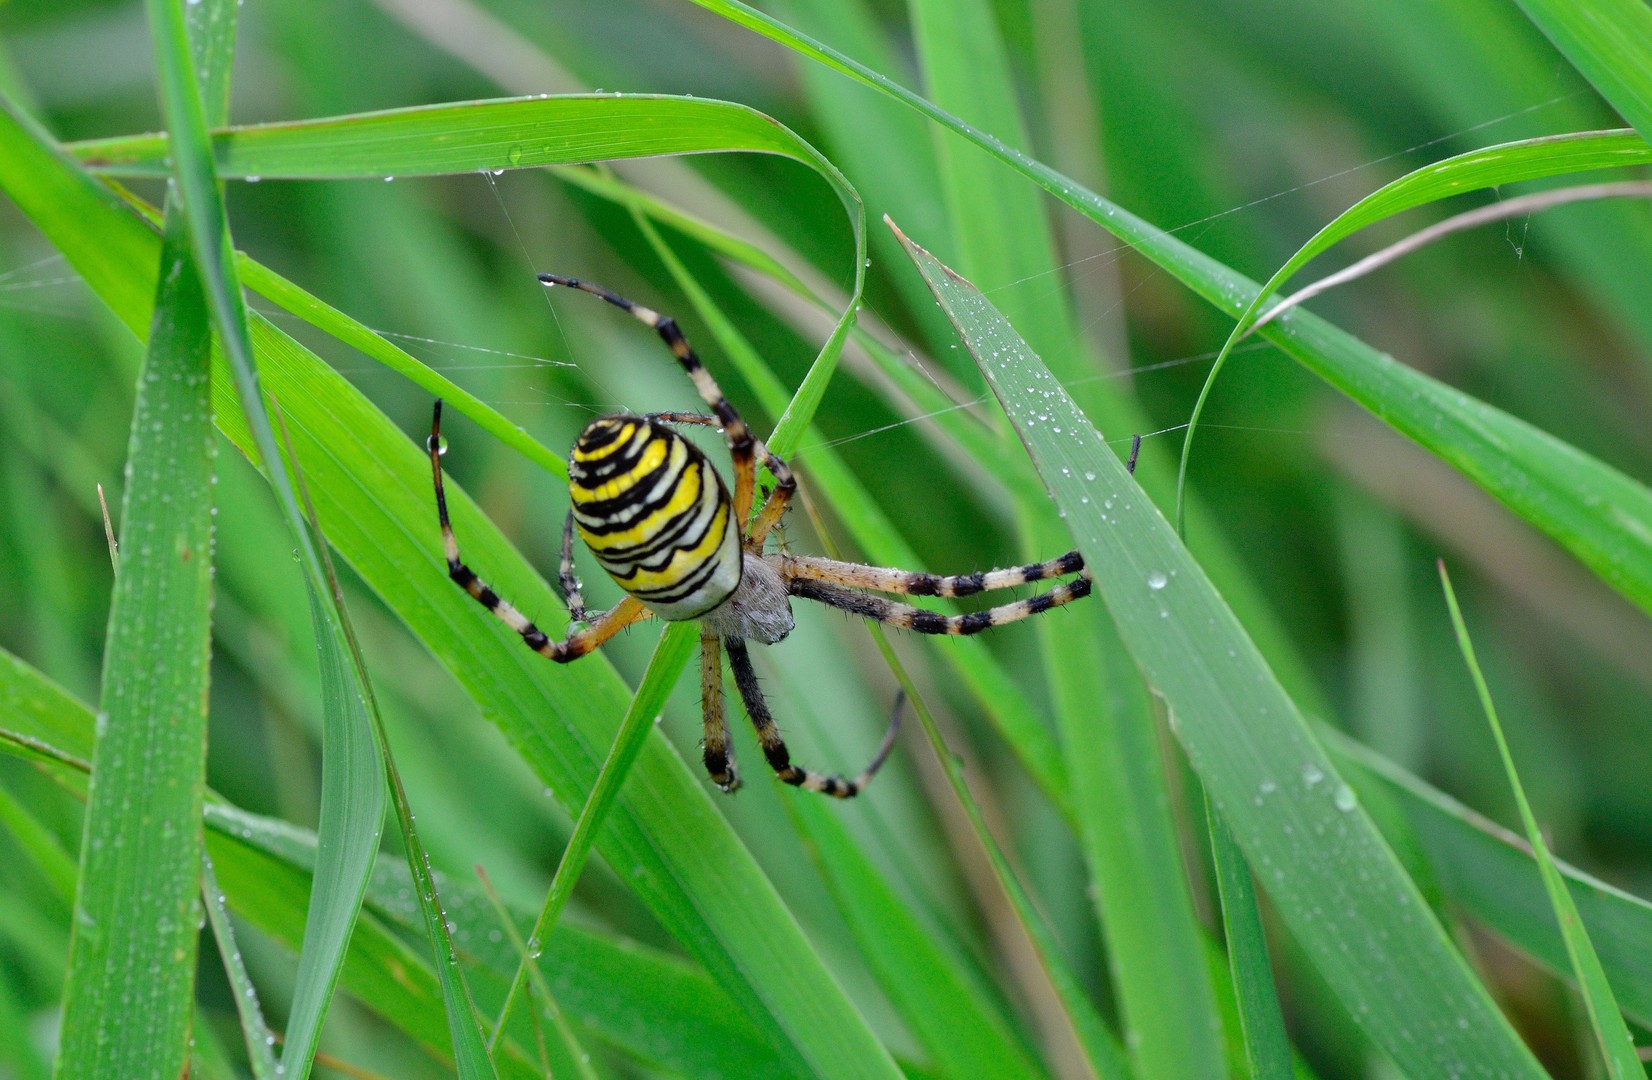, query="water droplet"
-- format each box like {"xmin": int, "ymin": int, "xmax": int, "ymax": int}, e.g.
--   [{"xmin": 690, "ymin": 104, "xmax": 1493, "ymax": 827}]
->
[
  {"xmin": 1146, "ymin": 570, "xmax": 1168, "ymax": 590},
  {"xmin": 1302, "ymin": 762, "xmax": 1325, "ymax": 788},
  {"xmin": 1333, "ymin": 785, "xmax": 1357, "ymax": 811}
]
